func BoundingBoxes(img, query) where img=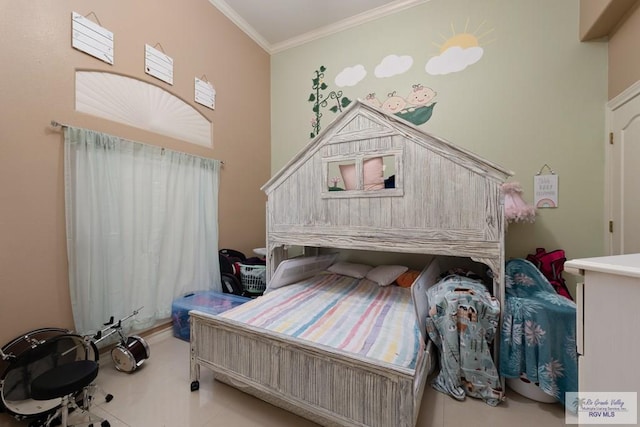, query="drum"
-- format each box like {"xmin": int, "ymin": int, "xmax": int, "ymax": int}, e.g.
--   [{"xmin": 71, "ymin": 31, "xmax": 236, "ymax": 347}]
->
[
  {"xmin": 0, "ymin": 328, "xmax": 97, "ymax": 421},
  {"xmin": 111, "ymin": 335, "xmax": 149, "ymax": 373}
]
